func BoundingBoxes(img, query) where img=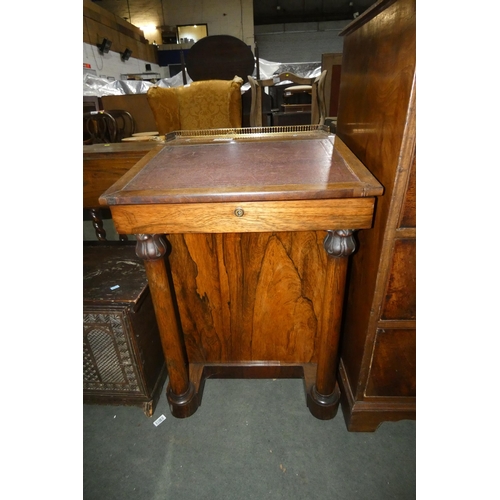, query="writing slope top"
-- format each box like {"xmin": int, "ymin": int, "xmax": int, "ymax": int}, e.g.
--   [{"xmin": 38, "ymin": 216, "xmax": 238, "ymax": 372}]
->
[{"xmin": 100, "ymin": 132, "xmax": 383, "ymax": 206}]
